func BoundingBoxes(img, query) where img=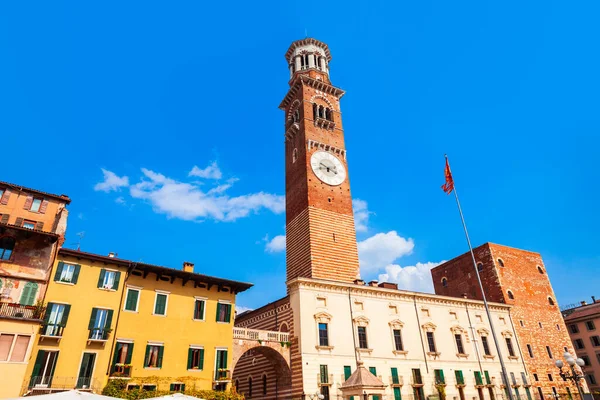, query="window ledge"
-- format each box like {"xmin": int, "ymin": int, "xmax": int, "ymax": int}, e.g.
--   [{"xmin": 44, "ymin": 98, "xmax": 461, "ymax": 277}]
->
[
  {"xmin": 315, "ymin": 345, "xmax": 334, "ymax": 351},
  {"xmin": 216, "ymin": 321, "xmax": 230, "ymax": 324},
  {"xmin": 55, "ymin": 281, "xmax": 75, "ymax": 286},
  {"xmin": 356, "ymin": 347, "xmax": 373, "ymax": 354},
  {"xmin": 98, "ymin": 288, "xmax": 117, "ymax": 292},
  {"xmin": 187, "ymin": 369, "xmax": 204, "ymax": 372},
  {"xmin": 508, "ymin": 355, "xmax": 519, "ymax": 360},
  {"xmin": 144, "ymin": 367, "xmax": 161, "ymax": 370},
  {"xmin": 193, "ymin": 318, "xmax": 206, "ymax": 322},
  {"xmin": 123, "ymin": 310, "xmax": 138, "ymax": 313},
  {"xmin": 392, "ymin": 350, "xmax": 408, "ymax": 356},
  {"xmin": 456, "ymin": 353, "xmax": 470, "ymax": 359},
  {"xmin": 483, "ymin": 354, "xmax": 495, "ymax": 360},
  {"xmin": 152, "ymin": 314, "xmax": 167, "ymax": 317},
  {"xmin": 427, "ymin": 351, "xmax": 441, "ymax": 359}
]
